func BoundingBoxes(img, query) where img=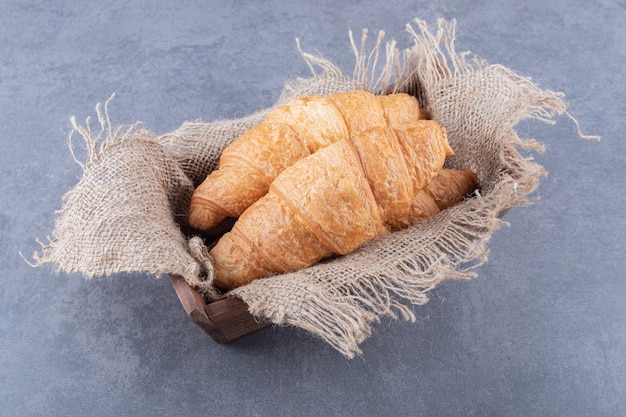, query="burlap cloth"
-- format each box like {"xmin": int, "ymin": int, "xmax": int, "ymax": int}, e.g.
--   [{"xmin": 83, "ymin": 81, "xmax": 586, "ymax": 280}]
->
[{"xmin": 29, "ymin": 19, "xmax": 597, "ymax": 357}]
